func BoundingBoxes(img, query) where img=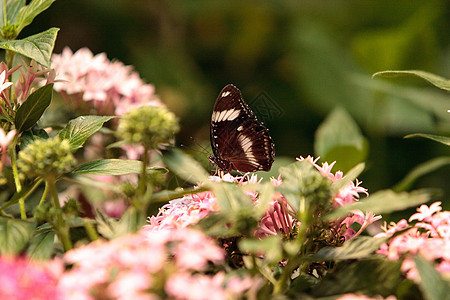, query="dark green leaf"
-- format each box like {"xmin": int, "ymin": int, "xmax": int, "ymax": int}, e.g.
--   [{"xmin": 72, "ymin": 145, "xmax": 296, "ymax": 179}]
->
[
  {"xmin": 0, "ymin": 28, "xmax": 58, "ymax": 67},
  {"xmin": 313, "ymin": 236, "xmax": 388, "ymax": 261},
  {"xmin": 404, "ymin": 133, "xmax": 450, "ymax": 146},
  {"xmin": 0, "ymin": 0, "xmax": 25, "ymax": 27},
  {"xmin": 414, "ymin": 255, "xmax": 450, "ymax": 300},
  {"xmin": 96, "ymin": 207, "xmax": 145, "ymax": 239},
  {"xmin": 393, "ymin": 157, "xmax": 450, "ymax": 192},
  {"xmin": 14, "ymin": 83, "xmax": 53, "ymax": 132},
  {"xmin": 27, "ymin": 230, "xmax": 55, "ymax": 260},
  {"xmin": 311, "ymin": 257, "xmax": 402, "ymax": 297},
  {"xmin": 315, "ymin": 107, "xmax": 368, "ymax": 173},
  {"xmin": 71, "ymin": 159, "xmax": 166, "ymax": 176},
  {"xmin": 0, "ymin": 217, "xmax": 35, "ymax": 255},
  {"xmin": 59, "ymin": 115, "xmax": 115, "ymax": 152},
  {"xmin": 19, "ymin": 127, "xmax": 49, "ymax": 150},
  {"xmin": 325, "ymin": 189, "xmax": 436, "ymax": 221},
  {"xmin": 15, "ymin": 0, "xmax": 56, "ymax": 33},
  {"xmin": 373, "ymin": 70, "xmax": 450, "ymax": 91},
  {"xmin": 162, "ymin": 148, "xmax": 209, "ymax": 185}
]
